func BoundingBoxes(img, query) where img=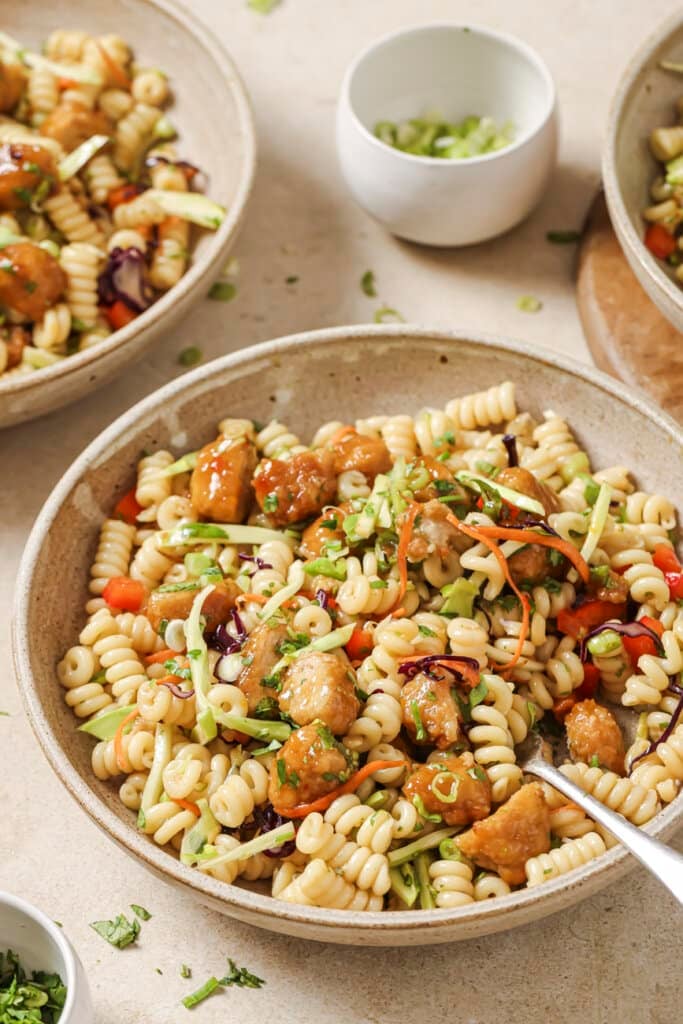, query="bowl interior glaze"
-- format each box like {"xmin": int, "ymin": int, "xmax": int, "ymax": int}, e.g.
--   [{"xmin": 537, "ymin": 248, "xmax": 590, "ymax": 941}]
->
[{"xmin": 13, "ymin": 326, "xmax": 683, "ymax": 946}]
